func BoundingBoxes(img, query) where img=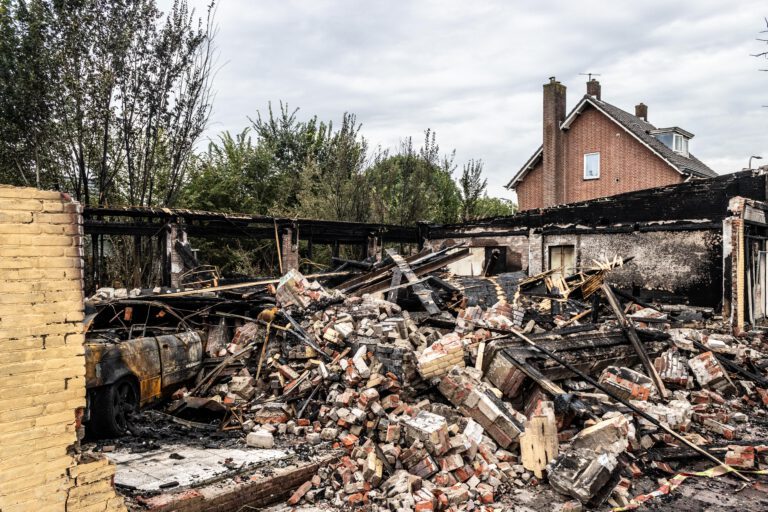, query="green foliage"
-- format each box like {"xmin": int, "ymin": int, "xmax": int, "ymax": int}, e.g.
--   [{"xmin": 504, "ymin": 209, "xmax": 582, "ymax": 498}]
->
[
  {"xmin": 0, "ymin": 0, "xmax": 214, "ymax": 206},
  {"xmin": 474, "ymin": 196, "xmax": 517, "ymax": 218},
  {"xmin": 0, "ymin": 0, "xmax": 57, "ymax": 188},
  {"xmin": 367, "ymin": 130, "xmax": 461, "ymax": 225},
  {"xmin": 459, "ymin": 159, "xmax": 487, "ymax": 222},
  {"xmin": 182, "ymin": 129, "xmax": 280, "ymax": 214},
  {"xmin": 289, "ymin": 112, "xmax": 370, "ymax": 222}
]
